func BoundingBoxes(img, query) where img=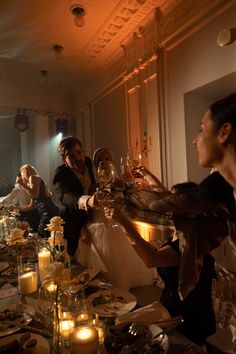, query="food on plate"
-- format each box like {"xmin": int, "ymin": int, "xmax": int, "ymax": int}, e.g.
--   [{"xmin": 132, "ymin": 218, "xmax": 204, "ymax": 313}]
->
[
  {"xmin": 71, "ymin": 271, "xmax": 90, "ymax": 285},
  {"xmin": 0, "ymin": 333, "xmax": 38, "ymax": 354},
  {"xmin": 1, "ymin": 265, "xmax": 17, "ymax": 278},
  {"xmin": 0, "ymin": 308, "xmax": 24, "ymax": 331},
  {"xmin": 92, "ymin": 291, "xmax": 126, "ymax": 307},
  {"xmin": 104, "ymin": 323, "xmax": 165, "ymax": 353}
]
